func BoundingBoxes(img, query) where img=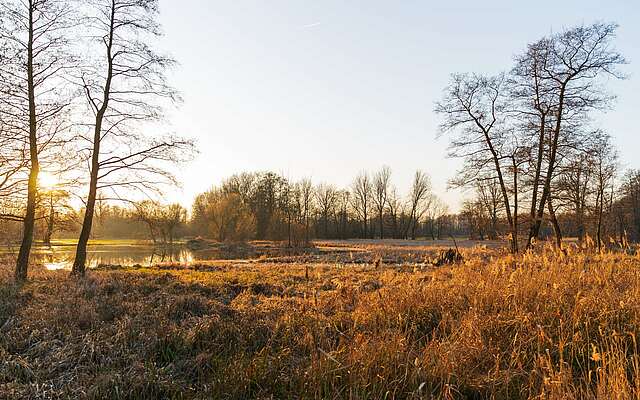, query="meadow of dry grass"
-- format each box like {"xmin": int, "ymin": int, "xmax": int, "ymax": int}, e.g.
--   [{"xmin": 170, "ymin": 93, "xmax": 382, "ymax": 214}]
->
[{"xmin": 1, "ymin": 242, "xmax": 640, "ymax": 399}]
